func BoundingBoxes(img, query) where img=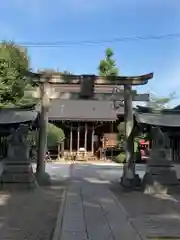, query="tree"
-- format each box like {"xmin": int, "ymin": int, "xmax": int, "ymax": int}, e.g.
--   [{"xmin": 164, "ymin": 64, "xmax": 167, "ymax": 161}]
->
[
  {"xmin": 0, "ymin": 41, "xmax": 30, "ymax": 105},
  {"xmin": 147, "ymin": 92, "xmax": 177, "ymax": 109},
  {"xmin": 98, "ymin": 48, "xmax": 119, "ymax": 77}
]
